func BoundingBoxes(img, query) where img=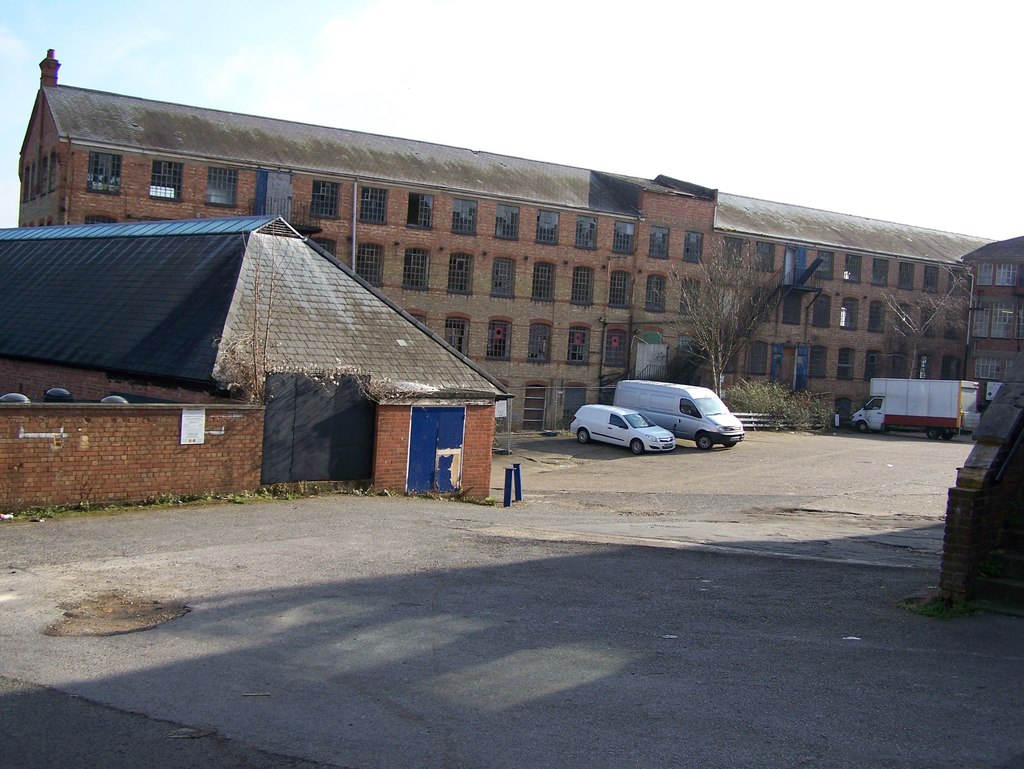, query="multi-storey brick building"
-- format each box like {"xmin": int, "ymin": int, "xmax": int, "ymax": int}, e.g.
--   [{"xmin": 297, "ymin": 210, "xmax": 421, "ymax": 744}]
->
[
  {"xmin": 19, "ymin": 50, "xmax": 991, "ymax": 427},
  {"xmin": 961, "ymin": 236, "xmax": 1024, "ymax": 401}
]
